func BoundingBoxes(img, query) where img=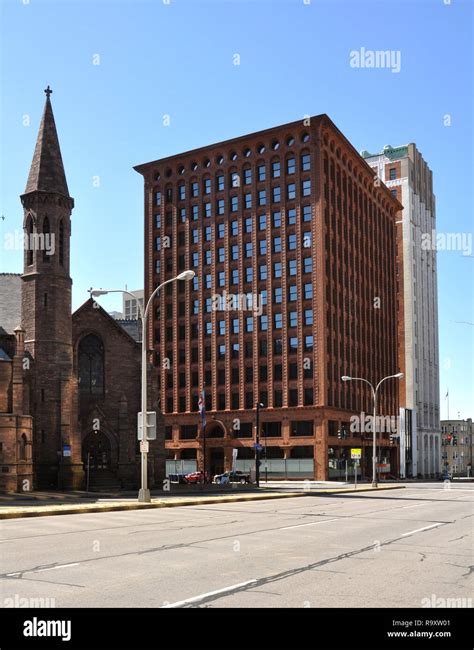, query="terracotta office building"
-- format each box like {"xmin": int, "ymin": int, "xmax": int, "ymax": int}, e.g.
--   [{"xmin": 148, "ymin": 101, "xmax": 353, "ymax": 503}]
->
[{"xmin": 135, "ymin": 115, "xmax": 403, "ymax": 480}]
